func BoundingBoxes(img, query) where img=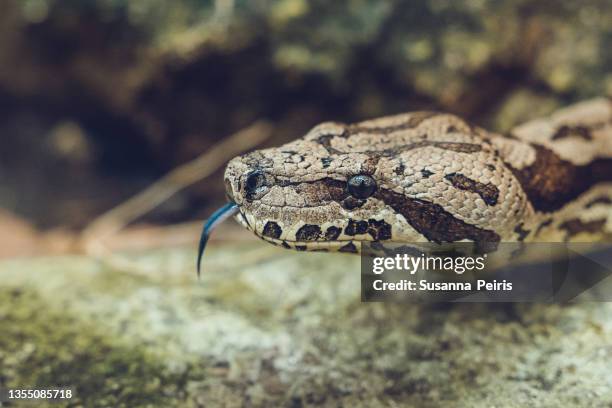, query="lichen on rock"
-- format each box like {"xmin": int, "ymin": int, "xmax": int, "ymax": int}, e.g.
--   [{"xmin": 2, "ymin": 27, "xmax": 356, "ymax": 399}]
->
[{"xmin": 2, "ymin": 241, "xmax": 612, "ymax": 406}]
